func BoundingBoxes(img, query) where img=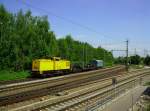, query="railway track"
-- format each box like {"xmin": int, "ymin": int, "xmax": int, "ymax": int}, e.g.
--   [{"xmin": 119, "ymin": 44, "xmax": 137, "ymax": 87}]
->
[
  {"xmin": 57, "ymin": 79, "xmax": 141, "ymax": 111},
  {"xmin": 2, "ymin": 67, "xmax": 150, "ymax": 111},
  {"xmin": 0, "ymin": 78, "xmax": 39, "ymax": 85},
  {"xmin": 39, "ymin": 81, "xmax": 137, "ymax": 111},
  {"xmin": 0, "ymin": 66, "xmax": 125, "ymax": 106},
  {"xmin": 35, "ymin": 70, "xmax": 150, "ymax": 111},
  {"xmin": 0, "ymin": 66, "xmax": 121, "ymax": 86}
]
